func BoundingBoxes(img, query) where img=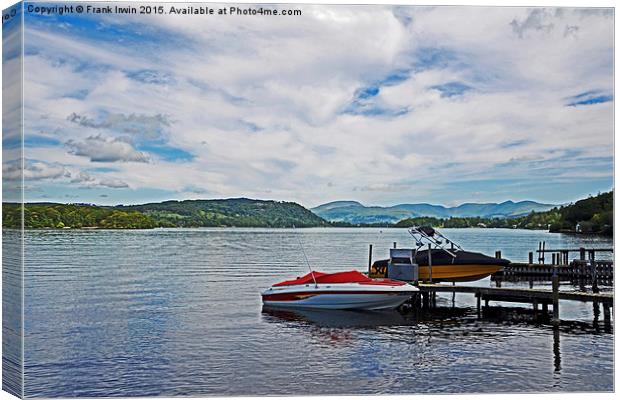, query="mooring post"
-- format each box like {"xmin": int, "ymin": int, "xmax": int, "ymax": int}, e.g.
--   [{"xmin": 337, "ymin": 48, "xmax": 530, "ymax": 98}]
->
[
  {"xmin": 533, "ymin": 299, "xmax": 538, "ymax": 317},
  {"xmin": 495, "ymin": 250, "xmax": 501, "ymax": 259},
  {"xmin": 428, "ymin": 243, "xmax": 433, "ymax": 283},
  {"xmin": 529, "ymin": 252, "xmax": 534, "ymax": 264},
  {"xmin": 476, "ymin": 292, "xmax": 481, "ymax": 318},
  {"xmin": 368, "ymin": 244, "xmax": 373, "ymax": 275},
  {"xmin": 552, "ymin": 267, "xmax": 560, "ymax": 326},
  {"xmin": 552, "ymin": 253, "xmax": 556, "ymax": 265},
  {"xmin": 579, "ymin": 247, "xmax": 586, "ymax": 261},
  {"xmin": 452, "ymin": 282, "xmax": 456, "ymax": 307},
  {"xmin": 592, "ymin": 263, "xmax": 599, "ymax": 294},
  {"xmin": 603, "ymin": 303, "xmax": 611, "ymax": 325},
  {"xmin": 542, "ymin": 241, "xmax": 546, "ymax": 264},
  {"xmin": 593, "ymin": 301, "xmax": 600, "ymax": 324},
  {"xmin": 393, "ymin": 241, "xmax": 397, "ymax": 249}
]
